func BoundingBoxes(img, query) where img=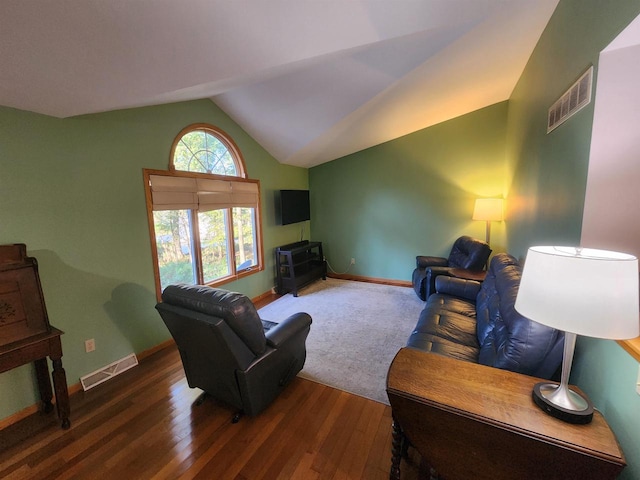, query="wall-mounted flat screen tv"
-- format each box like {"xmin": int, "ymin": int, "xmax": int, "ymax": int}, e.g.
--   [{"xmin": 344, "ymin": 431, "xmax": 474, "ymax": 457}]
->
[{"xmin": 278, "ymin": 190, "xmax": 310, "ymax": 225}]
